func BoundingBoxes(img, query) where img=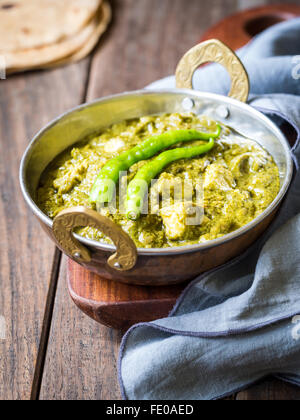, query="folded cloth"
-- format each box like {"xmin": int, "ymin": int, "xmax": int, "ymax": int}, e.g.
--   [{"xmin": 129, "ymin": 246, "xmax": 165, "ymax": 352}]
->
[{"xmin": 119, "ymin": 19, "xmax": 300, "ymax": 400}]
